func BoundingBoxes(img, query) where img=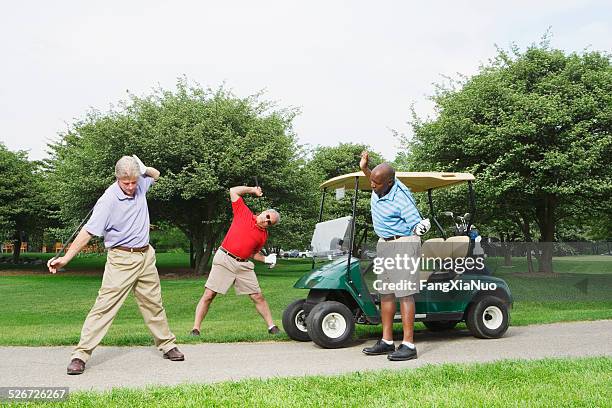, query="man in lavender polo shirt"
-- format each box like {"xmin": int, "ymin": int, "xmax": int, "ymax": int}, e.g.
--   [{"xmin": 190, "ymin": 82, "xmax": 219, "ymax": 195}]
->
[{"xmin": 48, "ymin": 155, "xmax": 184, "ymax": 375}]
